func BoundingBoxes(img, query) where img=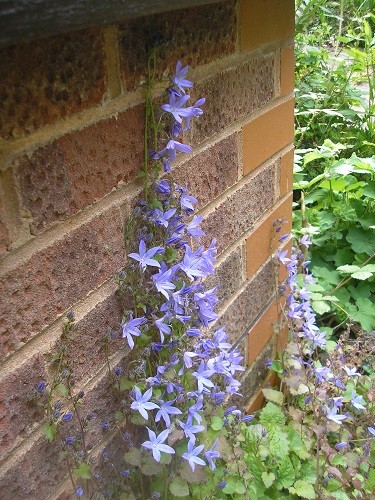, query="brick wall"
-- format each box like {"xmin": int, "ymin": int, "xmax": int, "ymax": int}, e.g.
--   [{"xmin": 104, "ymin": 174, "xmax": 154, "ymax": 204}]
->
[{"xmin": 0, "ymin": 0, "xmax": 294, "ymax": 496}]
